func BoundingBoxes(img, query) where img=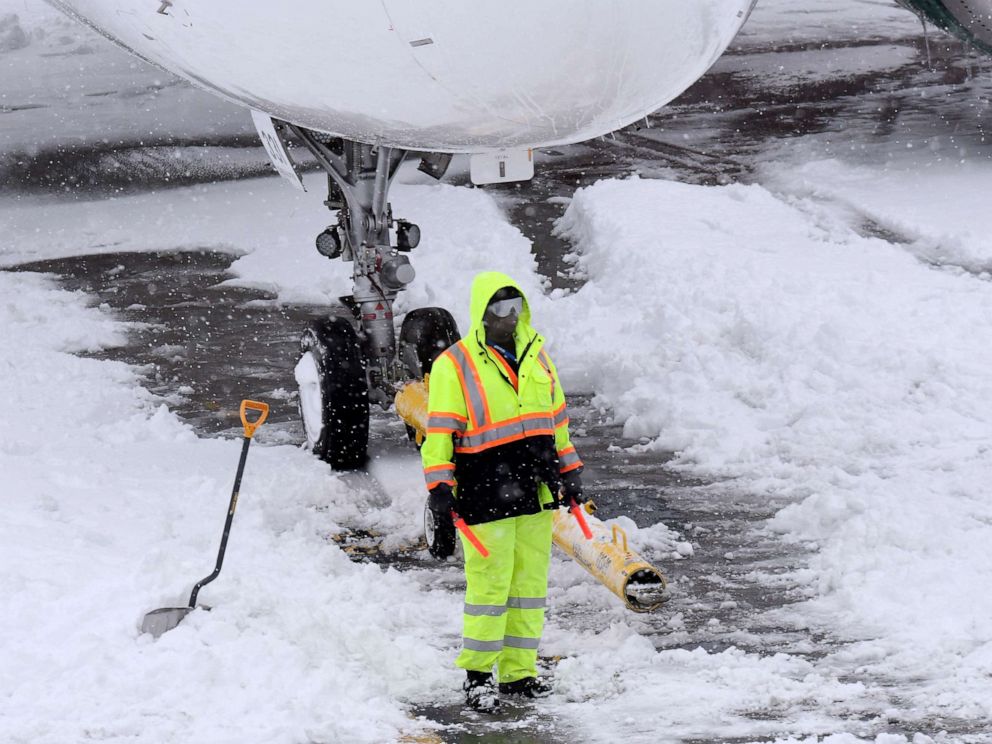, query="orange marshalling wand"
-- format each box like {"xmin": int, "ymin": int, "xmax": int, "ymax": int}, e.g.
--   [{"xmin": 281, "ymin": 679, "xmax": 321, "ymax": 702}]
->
[
  {"xmin": 569, "ymin": 498, "xmax": 593, "ymax": 540},
  {"xmin": 451, "ymin": 511, "xmax": 489, "ymax": 558}
]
